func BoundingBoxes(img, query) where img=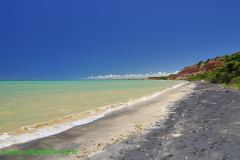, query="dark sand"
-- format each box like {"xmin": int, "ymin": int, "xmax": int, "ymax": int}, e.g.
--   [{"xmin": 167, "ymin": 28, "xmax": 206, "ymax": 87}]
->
[
  {"xmin": 1, "ymin": 82, "xmax": 240, "ymax": 160},
  {"xmin": 91, "ymin": 82, "xmax": 240, "ymax": 160}
]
